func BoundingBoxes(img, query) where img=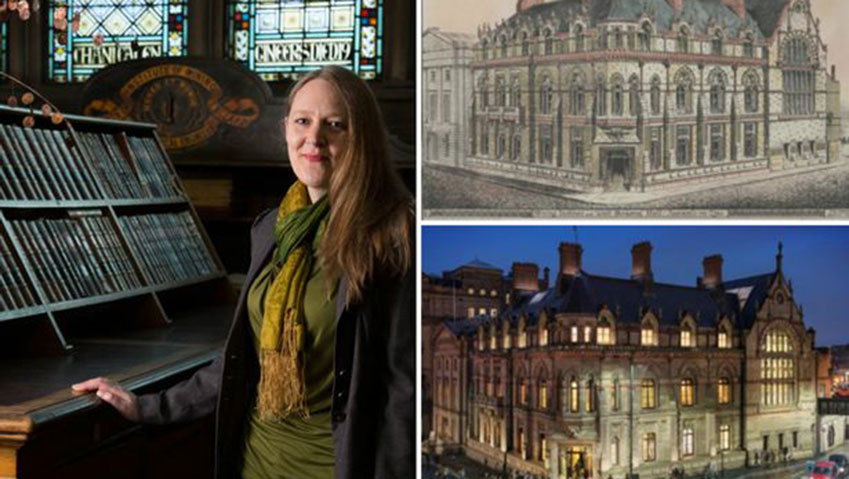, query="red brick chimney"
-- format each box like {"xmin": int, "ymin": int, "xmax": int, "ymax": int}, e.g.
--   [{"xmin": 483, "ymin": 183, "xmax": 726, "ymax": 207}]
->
[
  {"xmin": 512, "ymin": 262, "xmax": 540, "ymax": 292},
  {"xmin": 702, "ymin": 255, "xmax": 723, "ymax": 289},
  {"xmin": 631, "ymin": 241, "xmax": 653, "ymax": 281},
  {"xmin": 721, "ymin": 0, "xmax": 746, "ymax": 18},
  {"xmin": 559, "ymin": 242, "xmax": 582, "ymax": 277},
  {"xmin": 668, "ymin": 0, "xmax": 684, "ymax": 15},
  {"xmin": 542, "ymin": 267, "xmax": 550, "ymax": 290}
]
